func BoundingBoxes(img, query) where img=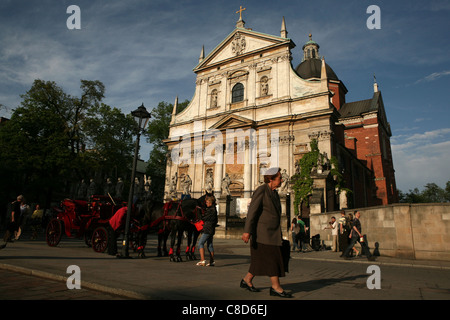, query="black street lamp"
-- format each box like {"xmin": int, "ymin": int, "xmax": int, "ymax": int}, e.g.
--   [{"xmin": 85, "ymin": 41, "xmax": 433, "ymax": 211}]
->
[{"xmin": 120, "ymin": 103, "xmax": 151, "ymax": 258}]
